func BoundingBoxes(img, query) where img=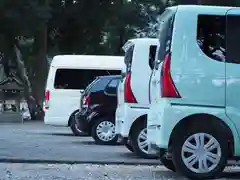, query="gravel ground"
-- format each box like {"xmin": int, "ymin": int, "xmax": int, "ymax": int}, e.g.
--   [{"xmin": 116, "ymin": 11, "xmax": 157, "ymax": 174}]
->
[{"xmin": 0, "ymin": 163, "xmax": 240, "ymax": 180}]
